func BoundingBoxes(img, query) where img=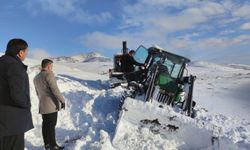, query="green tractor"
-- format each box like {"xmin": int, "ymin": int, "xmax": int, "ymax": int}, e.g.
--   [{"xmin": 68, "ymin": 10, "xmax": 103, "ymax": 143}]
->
[{"xmin": 109, "ymin": 42, "xmax": 196, "ymax": 117}]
